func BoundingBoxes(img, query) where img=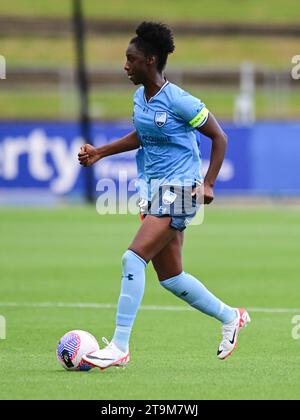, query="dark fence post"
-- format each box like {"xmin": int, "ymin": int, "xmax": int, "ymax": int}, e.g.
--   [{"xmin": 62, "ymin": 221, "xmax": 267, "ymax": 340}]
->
[{"xmin": 72, "ymin": 0, "xmax": 94, "ymax": 203}]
